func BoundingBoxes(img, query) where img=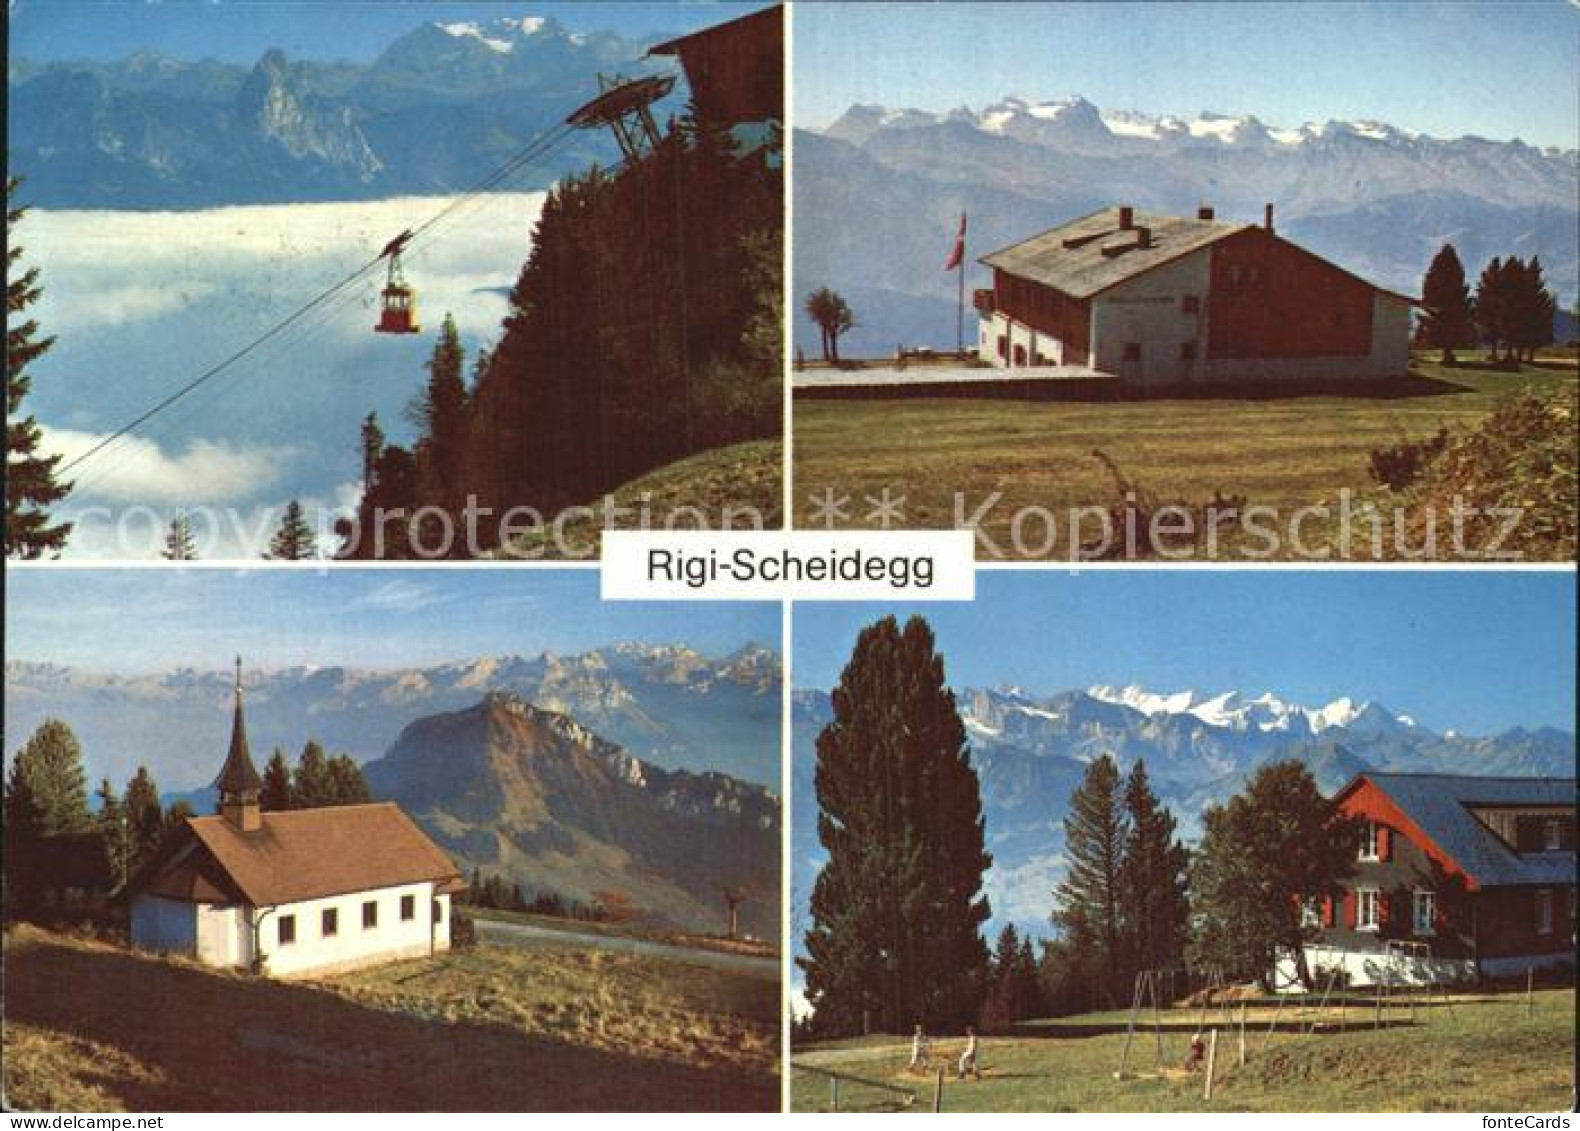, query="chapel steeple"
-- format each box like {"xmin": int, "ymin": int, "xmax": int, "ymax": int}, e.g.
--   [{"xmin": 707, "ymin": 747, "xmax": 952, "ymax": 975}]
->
[{"xmin": 216, "ymin": 656, "xmax": 263, "ymax": 832}]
